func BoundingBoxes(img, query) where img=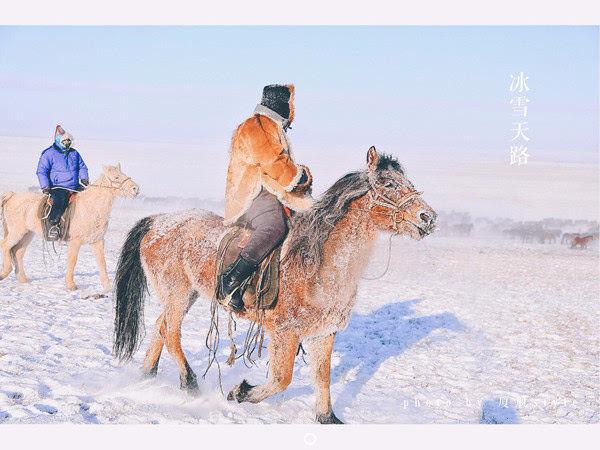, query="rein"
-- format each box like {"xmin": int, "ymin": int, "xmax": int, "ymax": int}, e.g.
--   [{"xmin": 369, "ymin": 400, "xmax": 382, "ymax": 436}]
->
[
  {"xmin": 361, "ymin": 233, "xmax": 395, "ymax": 280},
  {"xmin": 350, "ymin": 181, "xmax": 423, "ymax": 280}
]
